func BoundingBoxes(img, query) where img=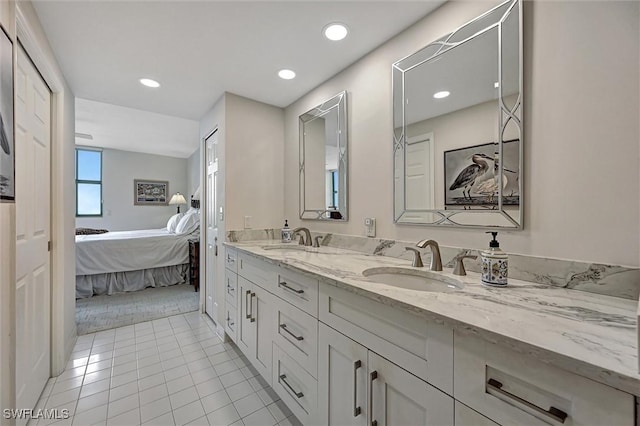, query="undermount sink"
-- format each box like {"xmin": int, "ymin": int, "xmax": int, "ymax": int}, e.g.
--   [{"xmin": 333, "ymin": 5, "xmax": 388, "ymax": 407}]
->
[
  {"xmin": 362, "ymin": 267, "xmax": 463, "ymax": 292},
  {"xmin": 261, "ymin": 244, "xmax": 306, "ymax": 251}
]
